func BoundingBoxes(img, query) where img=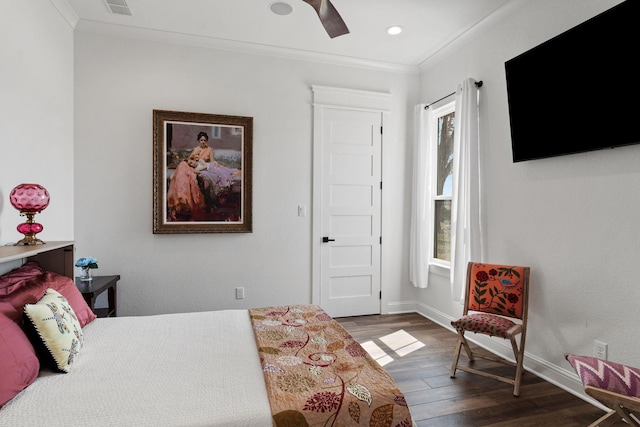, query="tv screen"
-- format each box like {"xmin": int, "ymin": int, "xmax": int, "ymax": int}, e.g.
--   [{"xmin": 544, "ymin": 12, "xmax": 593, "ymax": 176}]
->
[{"xmin": 505, "ymin": 0, "xmax": 640, "ymax": 162}]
